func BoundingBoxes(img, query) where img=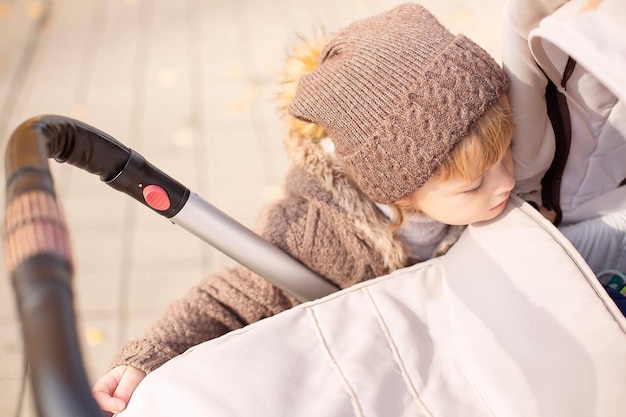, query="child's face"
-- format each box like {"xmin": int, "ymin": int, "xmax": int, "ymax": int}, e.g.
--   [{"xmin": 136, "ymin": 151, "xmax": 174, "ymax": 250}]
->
[{"xmin": 399, "ymin": 148, "xmax": 515, "ymax": 225}]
